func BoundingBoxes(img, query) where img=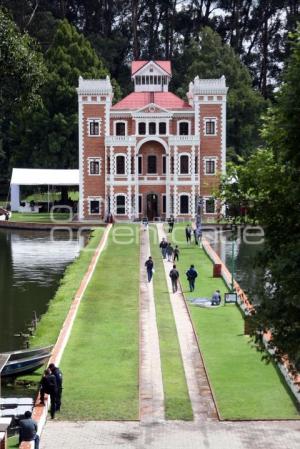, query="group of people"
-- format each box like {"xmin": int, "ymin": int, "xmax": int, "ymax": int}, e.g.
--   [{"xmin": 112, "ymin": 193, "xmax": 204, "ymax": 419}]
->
[
  {"xmin": 159, "ymin": 237, "xmax": 180, "ymax": 262},
  {"xmin": 145, "ymin": 232, "xmax": 222, "ymax": 303},
  {"xmin": 185, "ymin": 224, "xmax": 202, "ymax": 246},
  {"xmin": 18, "ymin": 363, "xmax": 63, "ymax": 449},
  {"xmin": 40, "ymin": 363, "xmax": 63, "ymax": 419}
]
